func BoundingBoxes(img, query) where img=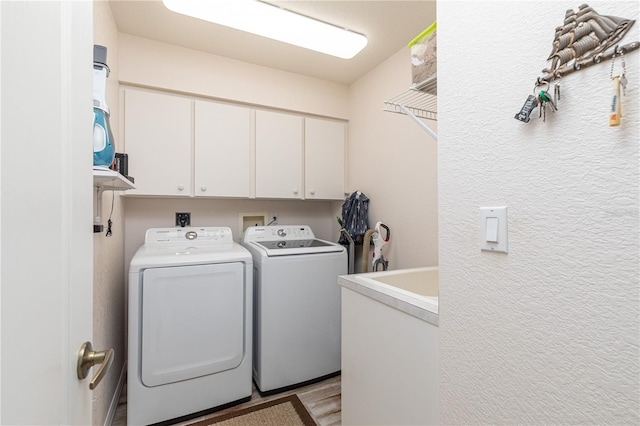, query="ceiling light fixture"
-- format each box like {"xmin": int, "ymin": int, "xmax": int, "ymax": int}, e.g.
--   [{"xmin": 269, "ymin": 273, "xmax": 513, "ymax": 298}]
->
[{"xmin": 162, "ymin": 0, "xmax": 368, "ymax": 59}]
